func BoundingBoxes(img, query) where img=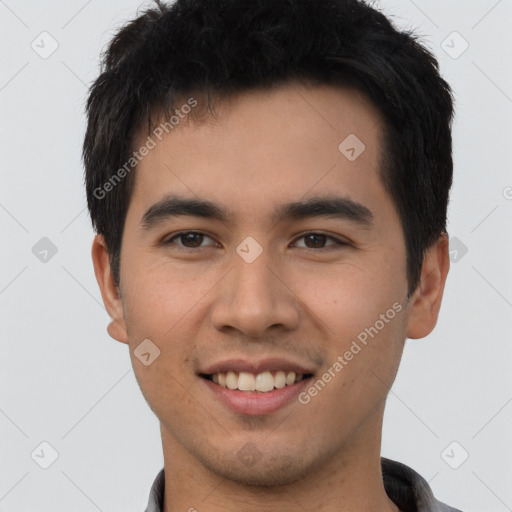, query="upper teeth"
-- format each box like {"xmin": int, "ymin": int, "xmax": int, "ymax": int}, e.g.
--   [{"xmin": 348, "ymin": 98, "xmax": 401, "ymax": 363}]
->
[{"xmin": 211, "ymin": 371, "xmax": 303, "ymax": 392}]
